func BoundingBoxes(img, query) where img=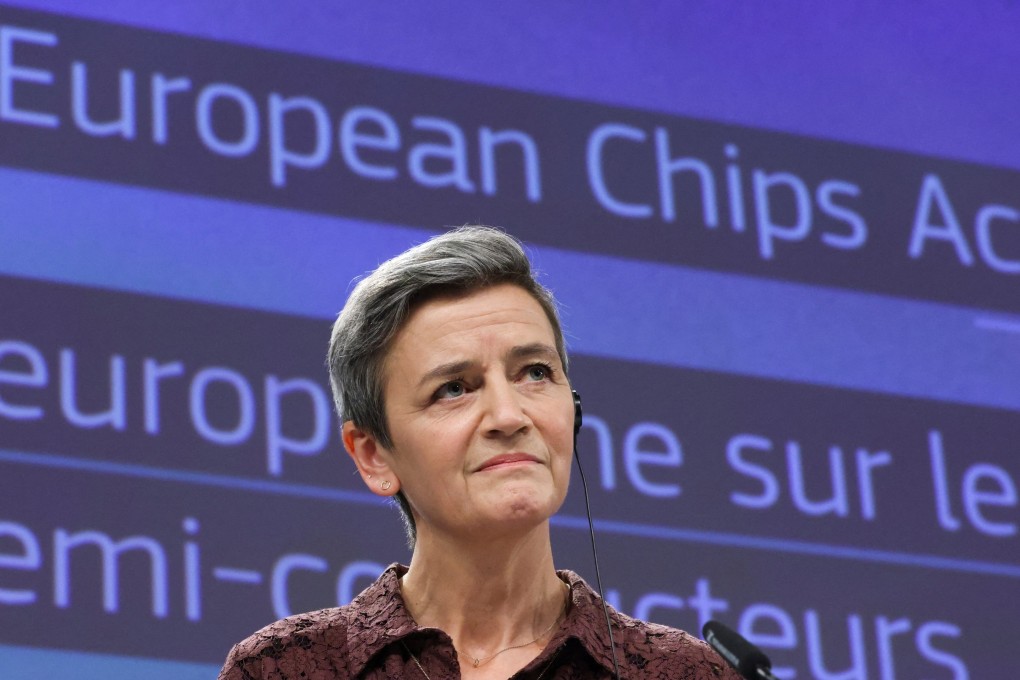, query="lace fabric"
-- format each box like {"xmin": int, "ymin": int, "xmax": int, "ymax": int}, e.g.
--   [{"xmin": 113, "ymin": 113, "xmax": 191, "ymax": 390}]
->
[{"xmin": 218, "ymin": 563, "xmax": 741, "ymax": 680}]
